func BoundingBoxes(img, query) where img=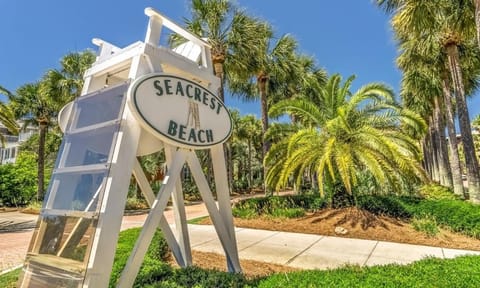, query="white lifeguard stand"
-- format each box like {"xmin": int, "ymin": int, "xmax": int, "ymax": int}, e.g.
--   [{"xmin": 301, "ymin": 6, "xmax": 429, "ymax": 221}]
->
[{"xmin": 19, "ymin": 8, "xmax": 240, "ymax": 288}]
